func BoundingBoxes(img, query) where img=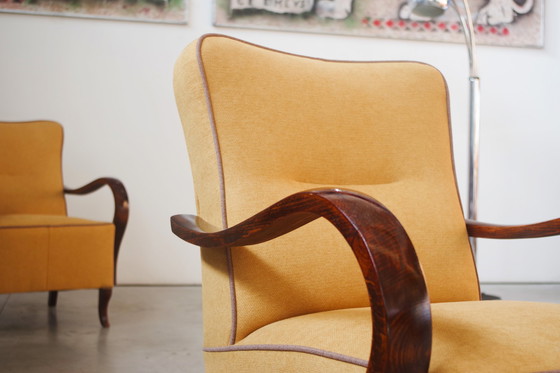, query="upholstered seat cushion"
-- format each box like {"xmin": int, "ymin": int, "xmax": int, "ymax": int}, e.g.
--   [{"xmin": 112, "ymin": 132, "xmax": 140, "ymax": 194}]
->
[
  {"xmin": 0, "ymin": 214, "xmax": 114, "ymax": 293},
  {"xmin": 203, "ymin": 301, "xmax": 560, "ymax": 372}
]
